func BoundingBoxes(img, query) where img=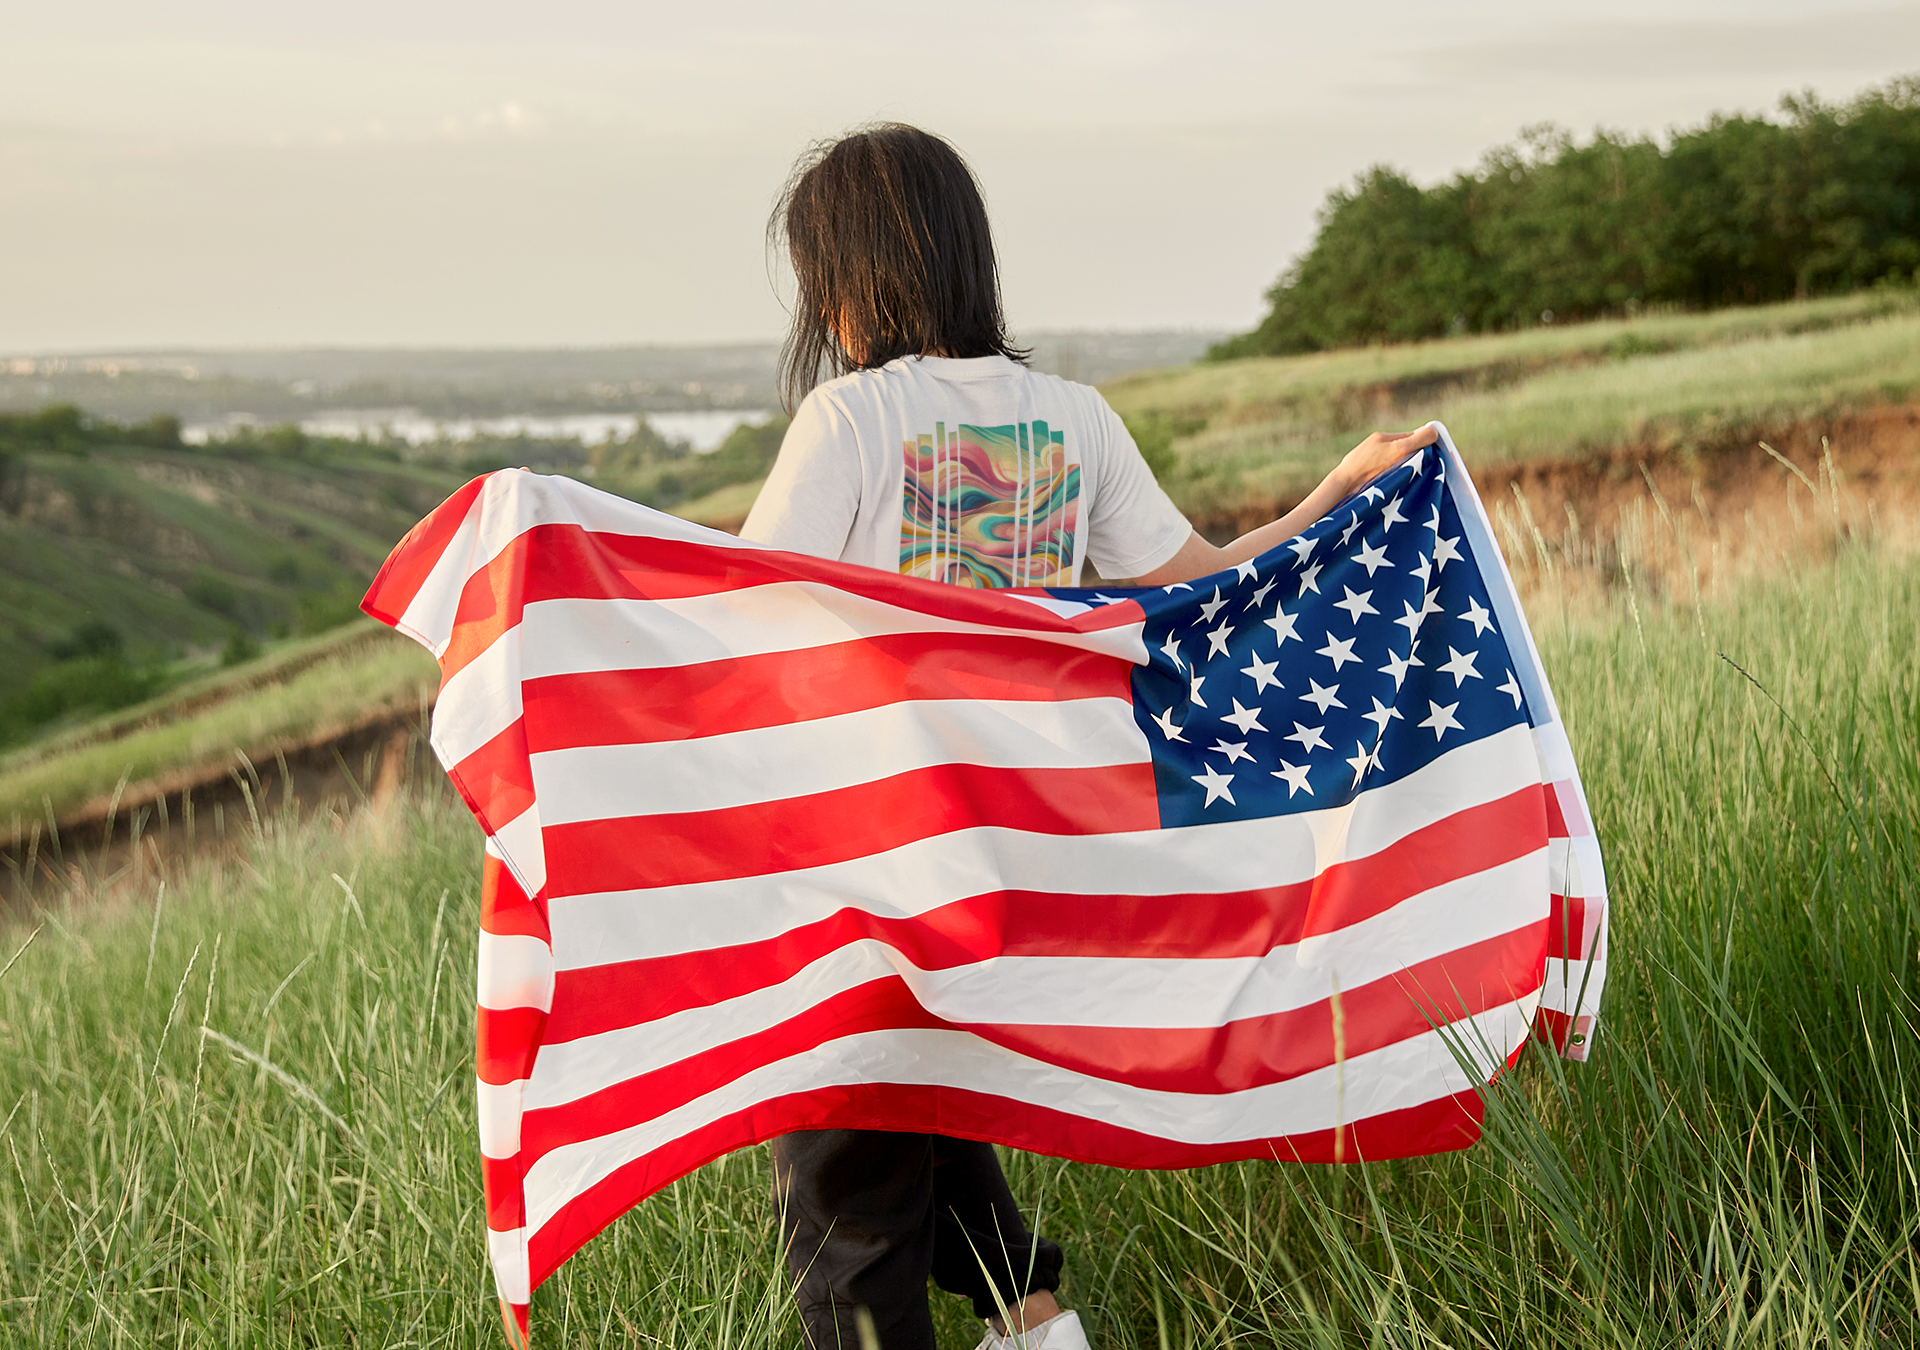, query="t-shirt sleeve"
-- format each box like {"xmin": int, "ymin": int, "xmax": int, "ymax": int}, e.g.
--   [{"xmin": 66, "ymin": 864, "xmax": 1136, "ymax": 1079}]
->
[
  {"xmin": 739, "ymin": 391, "xmax": 863, "ymax": 561},
  {"xmin": 1083, "ymin": 399, "xmax": 1194, "ymax": 580}
]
